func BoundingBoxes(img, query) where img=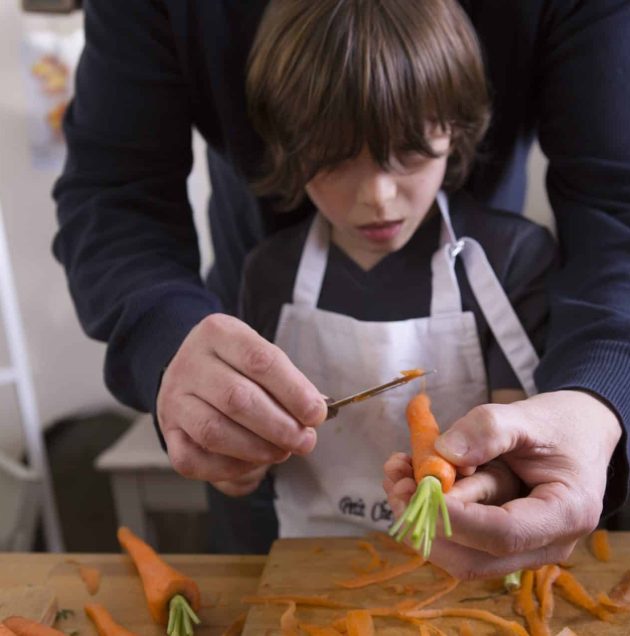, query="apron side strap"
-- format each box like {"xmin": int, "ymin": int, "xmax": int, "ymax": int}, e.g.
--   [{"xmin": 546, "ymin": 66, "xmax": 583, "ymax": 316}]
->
[
  {"xmin": 293, "ymin": 214, "xmax": 330, "ymax": 308},
  {"xmin": 460, "ymin": 238, "xmax": 539, "ymax": 397}
]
